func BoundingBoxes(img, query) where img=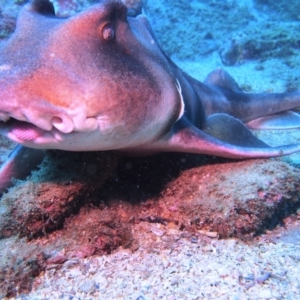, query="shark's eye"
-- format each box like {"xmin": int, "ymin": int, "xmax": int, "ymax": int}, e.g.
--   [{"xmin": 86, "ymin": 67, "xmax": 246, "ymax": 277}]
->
[{"xmin": 102, "ymin": 24, "xmax": 115, "ymax": 41}]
